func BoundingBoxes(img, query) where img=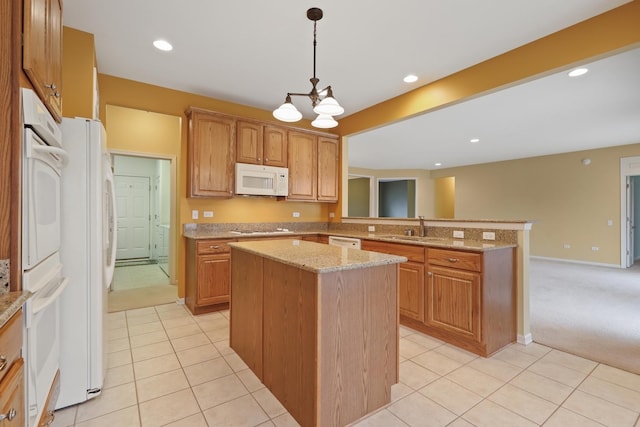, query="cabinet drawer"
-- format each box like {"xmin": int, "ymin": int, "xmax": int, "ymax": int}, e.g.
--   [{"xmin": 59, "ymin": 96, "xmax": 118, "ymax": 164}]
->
[
  {"xmin": 0, "ymin": 310, "xmax": 22, "ymax": 385},
  {"xmin": 428, "ymin": 248, "xmax": 481, "ymax": 272},
  {"xmin": 362, "ymin": 240, "xmax": 425, "ymax": 263},
  {"xmin": 197, "ymin": 240, "xmax": 234, "ymax": 254}
]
